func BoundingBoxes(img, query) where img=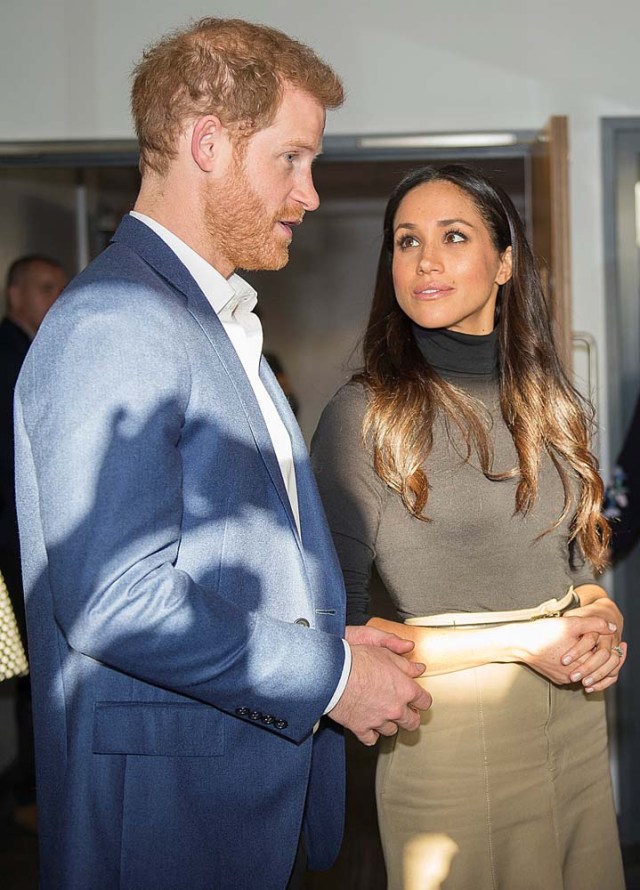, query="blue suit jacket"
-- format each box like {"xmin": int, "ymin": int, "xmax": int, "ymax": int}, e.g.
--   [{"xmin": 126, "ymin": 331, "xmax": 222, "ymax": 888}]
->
[{"xmin": 14, "ymin": 216, "xmax": 347, "ymax": 889}]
